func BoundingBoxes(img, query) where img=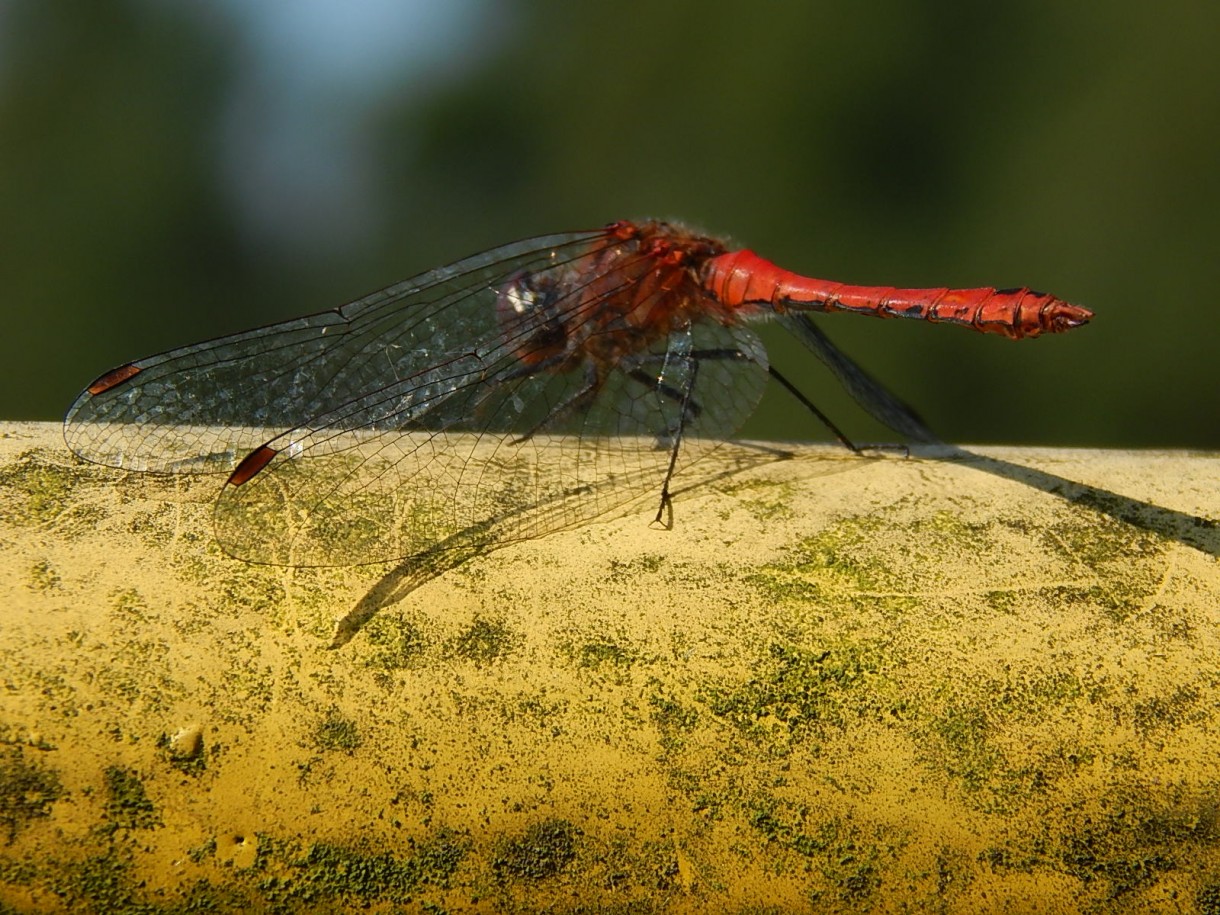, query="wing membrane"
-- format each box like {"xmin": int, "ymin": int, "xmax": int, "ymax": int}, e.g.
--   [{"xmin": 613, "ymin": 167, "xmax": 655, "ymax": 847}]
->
[{"xmin": 66, "ymin": 228, "xmax": 770, "ymax": 565}]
